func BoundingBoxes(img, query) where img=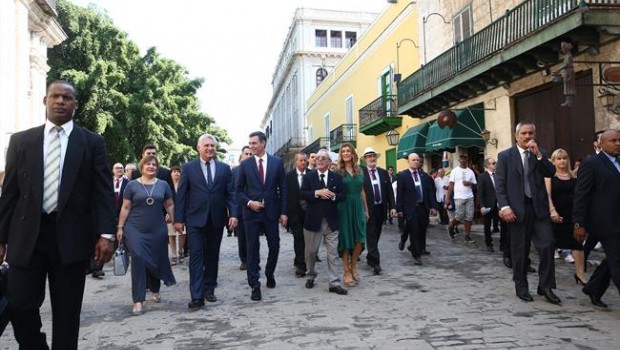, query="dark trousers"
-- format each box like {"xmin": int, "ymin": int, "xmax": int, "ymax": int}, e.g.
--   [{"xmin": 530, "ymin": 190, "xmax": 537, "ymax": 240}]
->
[
  {"xmin": 417, "ymin": 206, "xmax": 430, "ymax": 252},
  {"xmin": 245, "ymin": 218, "xmax": 280, "ymax": 288},
  {"xmin": 583, "ymin": 233, "xmax": 600, "ymax": 272},
  {"xmin": 187, "ymin": 218, "xmax": 224, "ymax": 300},
  {"xmin": 366, "ymin": 204, "xmax": 385, "ymax": 267},
  {"xmin": 508, "ymin": 201, "xmax": 556, "ymax": 293},
  {"xmin": 401, "ymin": 212, "xmax": 422, "ymax": 258},
  {"xmin": 235, "ymin": 219, "xmax": 247, "ymax": 264},
  {"xmin": 437, "ymin": 201, "xmax": 449, "ymax": 224},
  {"xmin": 483, "ymin": 206, "xmax": 507, "ymax": 248},
  {"xmin": 583, "ymin": 235, "xmax": 620, "ymax": 299},
  {"xmin": 7, "ymin": 213, "xmax": 88, "ymax": 350},
  {"xmin": 290, "ymin": 217, "xmax": 306, "ymax": 270}
]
